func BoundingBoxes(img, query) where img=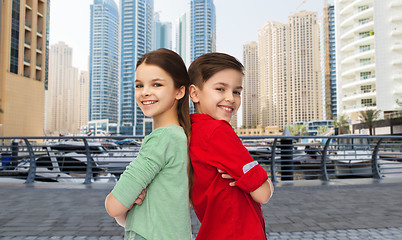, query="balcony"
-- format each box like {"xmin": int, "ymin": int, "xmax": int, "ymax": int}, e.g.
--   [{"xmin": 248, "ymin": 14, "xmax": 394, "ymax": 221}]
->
[
  {"xmin": 390, "ymin": 15, "xmax": 402, "ymax": 22},
  {"xmin": 391, "ymin": 28, "xmax": 402, "ymax": 36},
  {"xmin": 392, "ymin": 44, "xmax": 402, "ymax": 51},
  {"xmin": 340, "ymin": 7, "xmax": 373, "ymax": 29},
  {"xmin": 390, "ymin": 0, "xmax": 402, "ymax": 7},
  {"xmin": 340, "ymin": 0, "xmax": 371, "ymax": 16},
  {"xmin": 341, "ymin": 35, "xmax": 374, "ymax": 53},
  {"xmin": 342, "ymin": 63, "xmax": 375, "ymax": 77},
  {"xmin": 341, "ymin": 49, "xmax": 375, "ymax": 65},
  {"xmin": 341, "ymin": 21, "xmax": 373, "ymax": 40},
  {"xmin": 343, "ymin": 89, "xmax": 376, "ymax": 101},
  {"xmin": 342, "ymin": 76, "xmax": 376, "ymax": 89},
  {"xmin": 392, "ymin": 59, "xmax": 402, "ymax": 65}
]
